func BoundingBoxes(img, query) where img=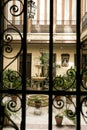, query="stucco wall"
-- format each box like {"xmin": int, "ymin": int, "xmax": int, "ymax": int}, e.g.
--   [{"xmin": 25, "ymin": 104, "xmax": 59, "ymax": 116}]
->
[
  {"xmin": 28, "ymin": 44, "xmax": 76, "ymax": 76},
  {"xmin": 3, "ymin": 43, "xmax": 76, "ymax": 76},
  {"xmin": 3, "ymin": 44, "xmax": 21, "ymax": 71}
]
